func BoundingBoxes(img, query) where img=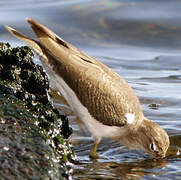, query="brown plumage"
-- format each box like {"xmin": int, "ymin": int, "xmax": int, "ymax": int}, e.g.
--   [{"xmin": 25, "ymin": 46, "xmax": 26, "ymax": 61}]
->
[{"xmin": 5, "ymin": 18, "xmax": 169, "ymax": 158}]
